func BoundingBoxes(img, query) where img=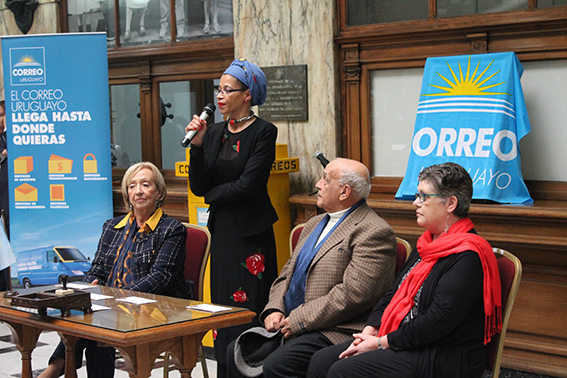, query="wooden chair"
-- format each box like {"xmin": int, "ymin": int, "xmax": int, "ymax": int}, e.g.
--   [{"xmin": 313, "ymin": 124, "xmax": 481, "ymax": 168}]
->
[
  {"xmin": 162, "ymin": 223, "xmax": 211, "ymax": 378},
  {"xmin": 485, "ymin": 248, "xmax": 522, "ymax": 378},
  {"xmin": 182, "ymin": 223, "xmax": 211, "ymax": 304},
  {"xmin": 290, "ymin": 223, "xmax": 305, "ymax": 253},
  {"xmin": 395, "ymin": 237, "xmax": 412, "ymax": 275}
]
